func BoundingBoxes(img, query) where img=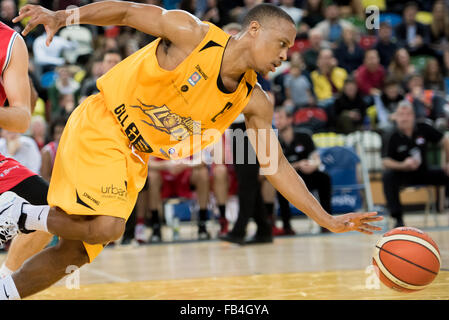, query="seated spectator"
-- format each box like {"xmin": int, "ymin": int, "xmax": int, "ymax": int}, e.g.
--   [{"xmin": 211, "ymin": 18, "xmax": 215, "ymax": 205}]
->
[
  {"xmin": 283, "ymin": 55, "xmax": 312, "ymax": 110},
  {"xmin": 0, "ymin": 0, "xmax": 22, "ymax": 33},
  {"xmin": 303, "ymin": 28, "xmax": 332, "ymax": 74},
  {"xmin": 40, "ymin": 117, "xmax": 67, "ymax": 182},
  {"xmin": 201, "ymin": 0, "xmax": 230, "ymax": 28},
  {"xmin": 310, "ymin": 48, "xmax": 348, "ymax": 107},
  {"xmin": 374, "ymin": 22, "xmax": 399, "ymax": 70},
  {"xmin": 405, "ymin": 73, "xmax": 448, "ymax": 129},
  {"xmin": 355, "ymin": 49, "xmax": 386, "ymax": 99},
  {"xmin": 374, "ymin": 77, "xmax": 404, "ymax": 131},
  {"xmin": 48, "ymin": 65, "xmax": 80, "ymax": 120},
  {"xmin": 388, "ymin": 48, "xmax": 416, "ymax": 88},
  {"xmin": 333, "ymin": 77, "xmax": 368, "ymax": 133},
  {"xmin": 429, "ymin": 0, "xmax": 449, "ymax": 54},
  {"xmin": 274, "ymin": 107, "xmax": 332, "ymax": 234},
  {"xmin": 0, "ymin": 130, "xmax": 41, "ymax": 174},
  {"xmin": 394, "ymin": 1, "xmax": 432, "ymax": 56},
  {"xmin": 333, "ymin": 24, "xmax": 364, "ymax": 74},
  {"xmin": 279, "ymin": 0, "xmax": 304, "ymax": 26},
  {"xmin": 314, "ymin": 1, "xmax": 354, "ymax": 46},
  {"xmin": 148, "ymin": 157, "xmax": 211, "ymax": 241},
  {"xmin": 79, "ymin": 57, "xmax": 104, "ymax": 102},
  {"xmin": 29, "ymin": 116, "xmax": 47, "ymax": 151},
  {"xmin": 298, "ymin": 0, "xmax": 325, "ymax": 33},
  {"xmin": 382, "ymin": 100, "xmax": 449, "ymax": 227},
  {"xmin": 333, "ymin": 0, "xmax": 364, "ymax": 19},
  {"xmin": 80, "ymin": 49, "xmax": 122, "ymax": 101},
  {"xmin": 422, "ymin": 57, "xmax": 446, "ymax": 93},
  {"xmin": 32, "ymin": 32, "xmax": 77, "ymax": 76}
]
